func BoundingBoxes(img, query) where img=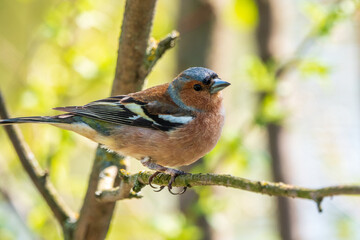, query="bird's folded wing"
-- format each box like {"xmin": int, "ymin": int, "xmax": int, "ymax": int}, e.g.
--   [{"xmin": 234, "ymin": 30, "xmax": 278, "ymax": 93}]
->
[{"xmin": 53, "ymin": 96, "xmax": 194, "ymax": 131}]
